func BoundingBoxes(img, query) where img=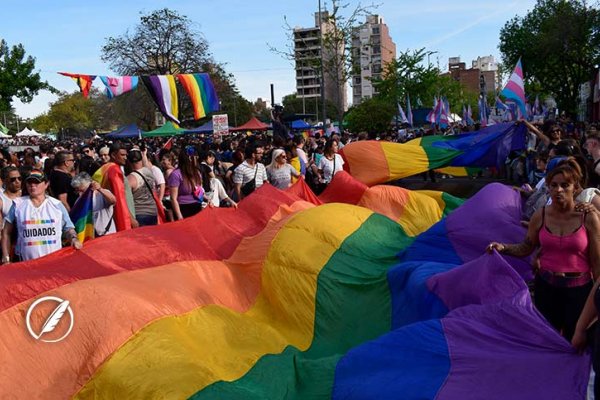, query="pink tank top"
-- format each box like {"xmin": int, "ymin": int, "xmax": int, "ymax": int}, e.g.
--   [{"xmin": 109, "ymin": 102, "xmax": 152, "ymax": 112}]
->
[{"xmin": 538, "ymin": 207, "xmax": 590, "ymax": 273}]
